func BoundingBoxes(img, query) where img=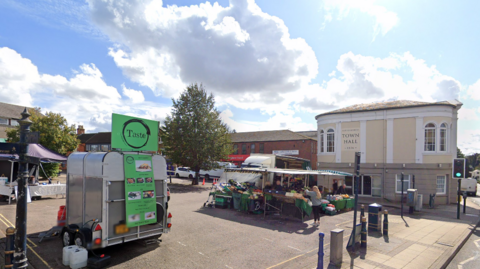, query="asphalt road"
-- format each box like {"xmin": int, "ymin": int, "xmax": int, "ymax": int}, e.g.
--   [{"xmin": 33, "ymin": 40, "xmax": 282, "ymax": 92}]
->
[
  {"xmin": 0, "ymin": 177, "xmax": 359, "ymax": 269},
  {"xmin": 446, "ymin": 184, "xmax": 480, "ymax": 269}
]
